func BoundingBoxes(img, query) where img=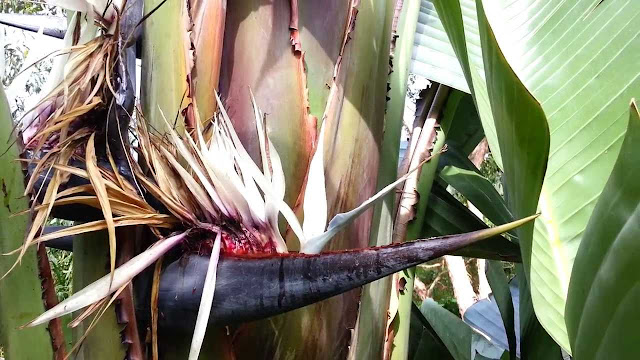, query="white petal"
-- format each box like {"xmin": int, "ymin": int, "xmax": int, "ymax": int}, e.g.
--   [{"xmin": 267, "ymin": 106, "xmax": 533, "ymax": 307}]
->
[
  {"xmin": 302, "ymin": 165, "xmax": 422, "ymax": 254},
  {"xmin": 302, "ymin": 120, "xmax": 328, "ymax": 239},
  {"xmin": 188, "ymin": 232, "xmax": 222, "ymax": 360}
]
